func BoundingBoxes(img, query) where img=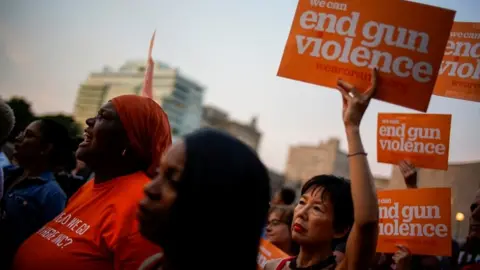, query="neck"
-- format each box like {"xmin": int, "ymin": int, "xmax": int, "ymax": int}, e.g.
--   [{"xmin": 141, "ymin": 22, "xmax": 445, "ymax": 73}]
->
[
  {"xmin": 92, "ymin": 161, "xmax": 141, "ymax": 183},
  {"xmin": 296, "ymin": 244, "xmax": 332, "ymax": 268},
  {"xmin": 276, "ymin": 241, "xmax": 293, "ymax": 256},
  {"xmin": 22, "ymin": 162, "xmax": 50, "ymax": 177}
]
